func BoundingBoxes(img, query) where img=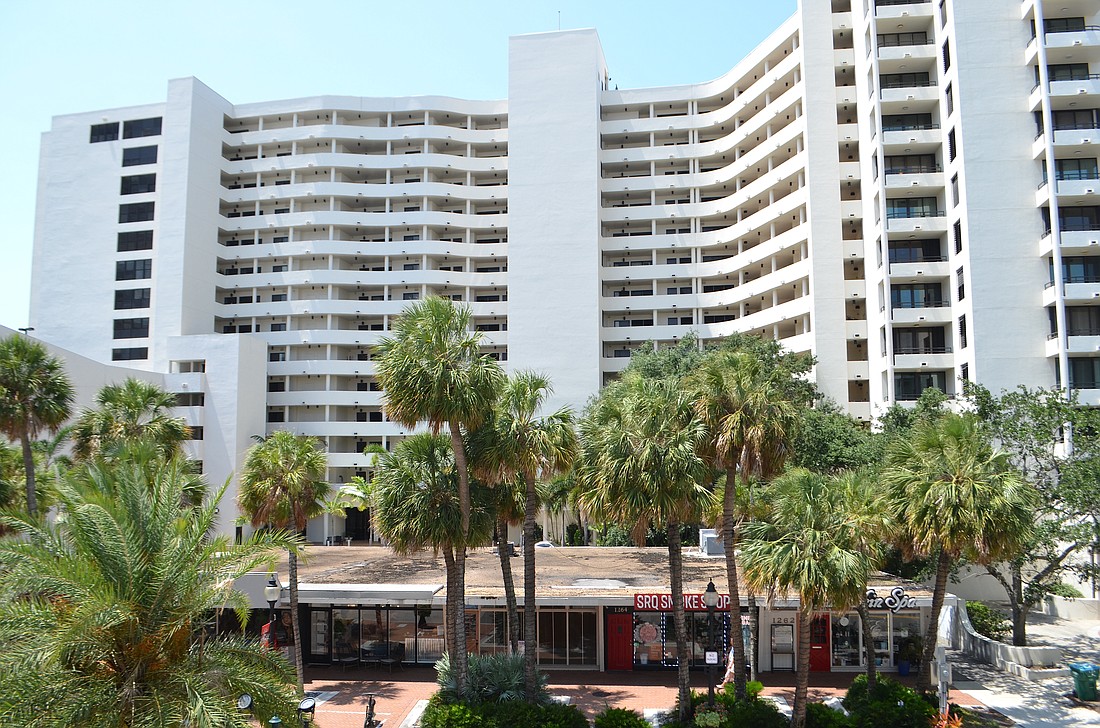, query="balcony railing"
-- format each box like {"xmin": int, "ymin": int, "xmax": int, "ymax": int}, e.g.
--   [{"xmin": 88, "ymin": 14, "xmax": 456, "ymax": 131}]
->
[
  {"xmin": 881, "ymin": 80, "xmax": 937, "ymax": 90},
  {"xmin": 894, "ymin": 346, "xmax": 952, "ymax": 355},
  {"xmin": 886, "ymin": 165, "xmax": 942, "ymax": 175},
  {"xmin": 882, "ymin": 123, "xmax": 940, "ymax": 132},
  {"xmin": 1050, "ymin": 328, "xmax": 1100, "ymax": 339},
  {"xmin": 1046, "ymin": 274, "xmax": 1100, "ymax": 288},
  {"xmin": 889, "ymin": 256, "xmax": 947, "ymax": 267},
  {"xmin": 876, "ymin": 0, "xmax": 931, "ymax": 7},
  {"xmin": 891, "ymin": 300, "xmax": 948, "ymax": 309},
  {"xmin": 1052, "ymin": 122, "xmax": 1100, "ymax": 132},
  {"xmin": 886, "ymin": 209, "xmax": 942, "ymax": 219}
]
